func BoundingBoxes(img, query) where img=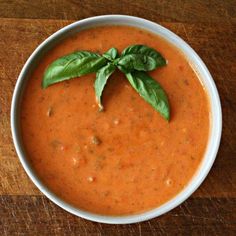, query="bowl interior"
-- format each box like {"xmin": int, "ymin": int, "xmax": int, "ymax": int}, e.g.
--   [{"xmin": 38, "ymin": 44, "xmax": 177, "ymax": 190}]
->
[{"xmin": 11, "ymin": 15, "xmax": 222, "ymax": 224}]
